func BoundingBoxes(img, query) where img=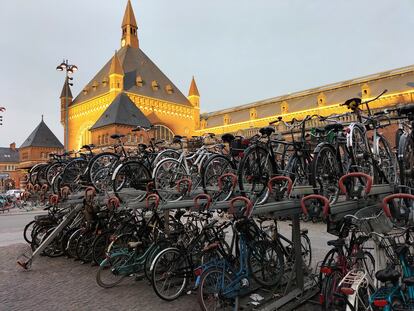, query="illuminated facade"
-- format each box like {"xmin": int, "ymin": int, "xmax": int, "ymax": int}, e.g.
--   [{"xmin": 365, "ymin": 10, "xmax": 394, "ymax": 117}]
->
[
  {"xmin": 196, "ymin": 66, "xmax": 414, "ymax": 144},
  {"xmin": 62, "ymin": 0, "xmax": 200, "ymax": 151}
]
